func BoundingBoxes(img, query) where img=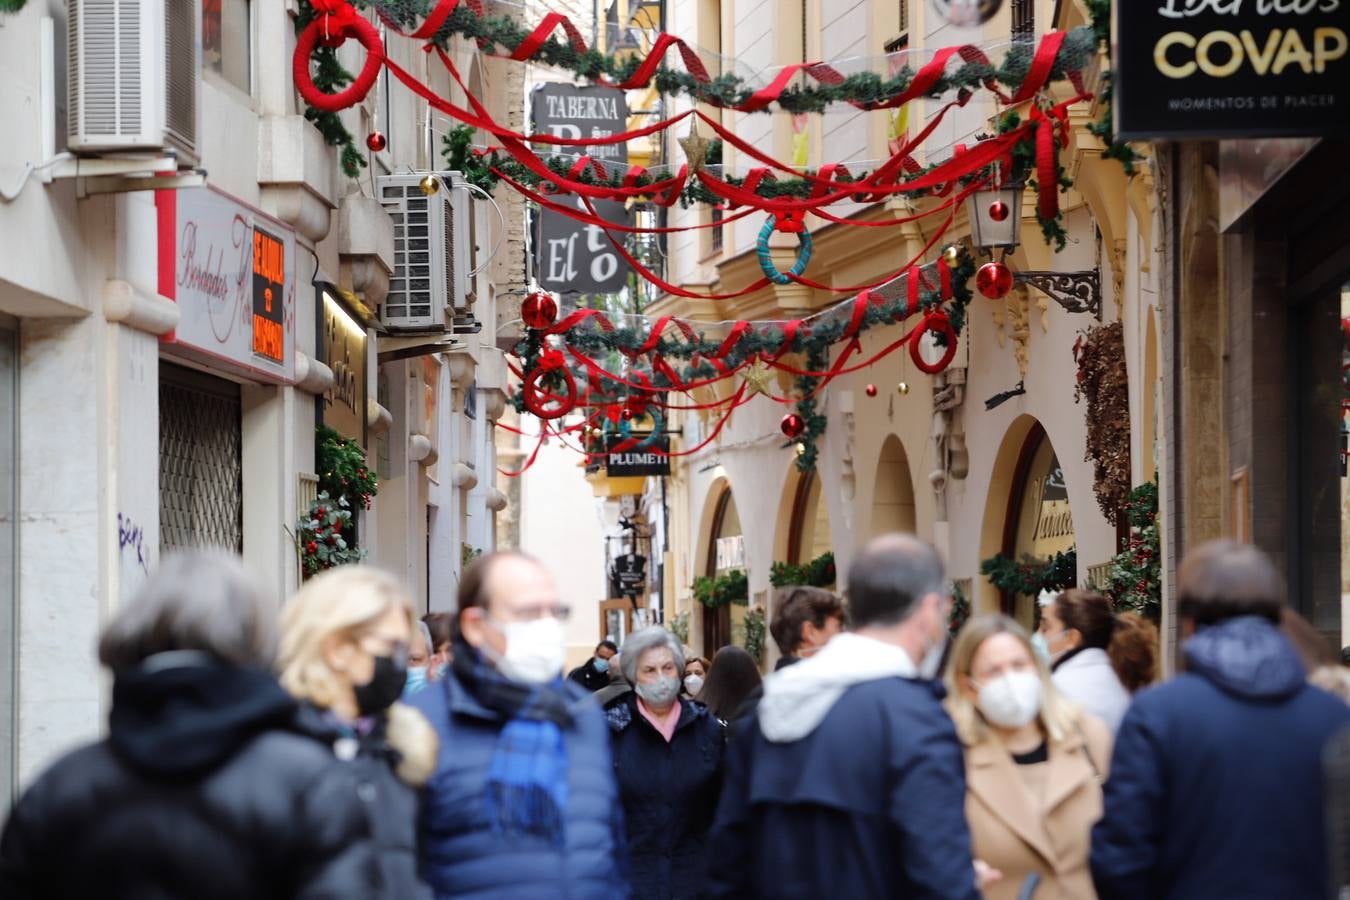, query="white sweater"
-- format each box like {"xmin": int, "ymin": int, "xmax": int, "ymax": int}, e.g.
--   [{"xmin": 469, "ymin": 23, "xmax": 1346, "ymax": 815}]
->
[{"xmin": 1051, "ymin": 647, "xmax": 1132, "ymax": 735}]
